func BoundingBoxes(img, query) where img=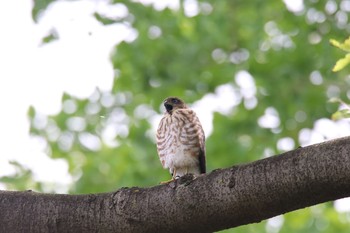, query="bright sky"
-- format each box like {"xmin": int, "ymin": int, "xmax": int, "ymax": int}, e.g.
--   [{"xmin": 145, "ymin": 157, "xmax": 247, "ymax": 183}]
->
[
  {"xmin": 0, "ymin": 0, "xmax": 131, "ymax": 192},
  {"xmin": 0, "ymin": 0, "xmax": 350, "ymax": 210}
]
